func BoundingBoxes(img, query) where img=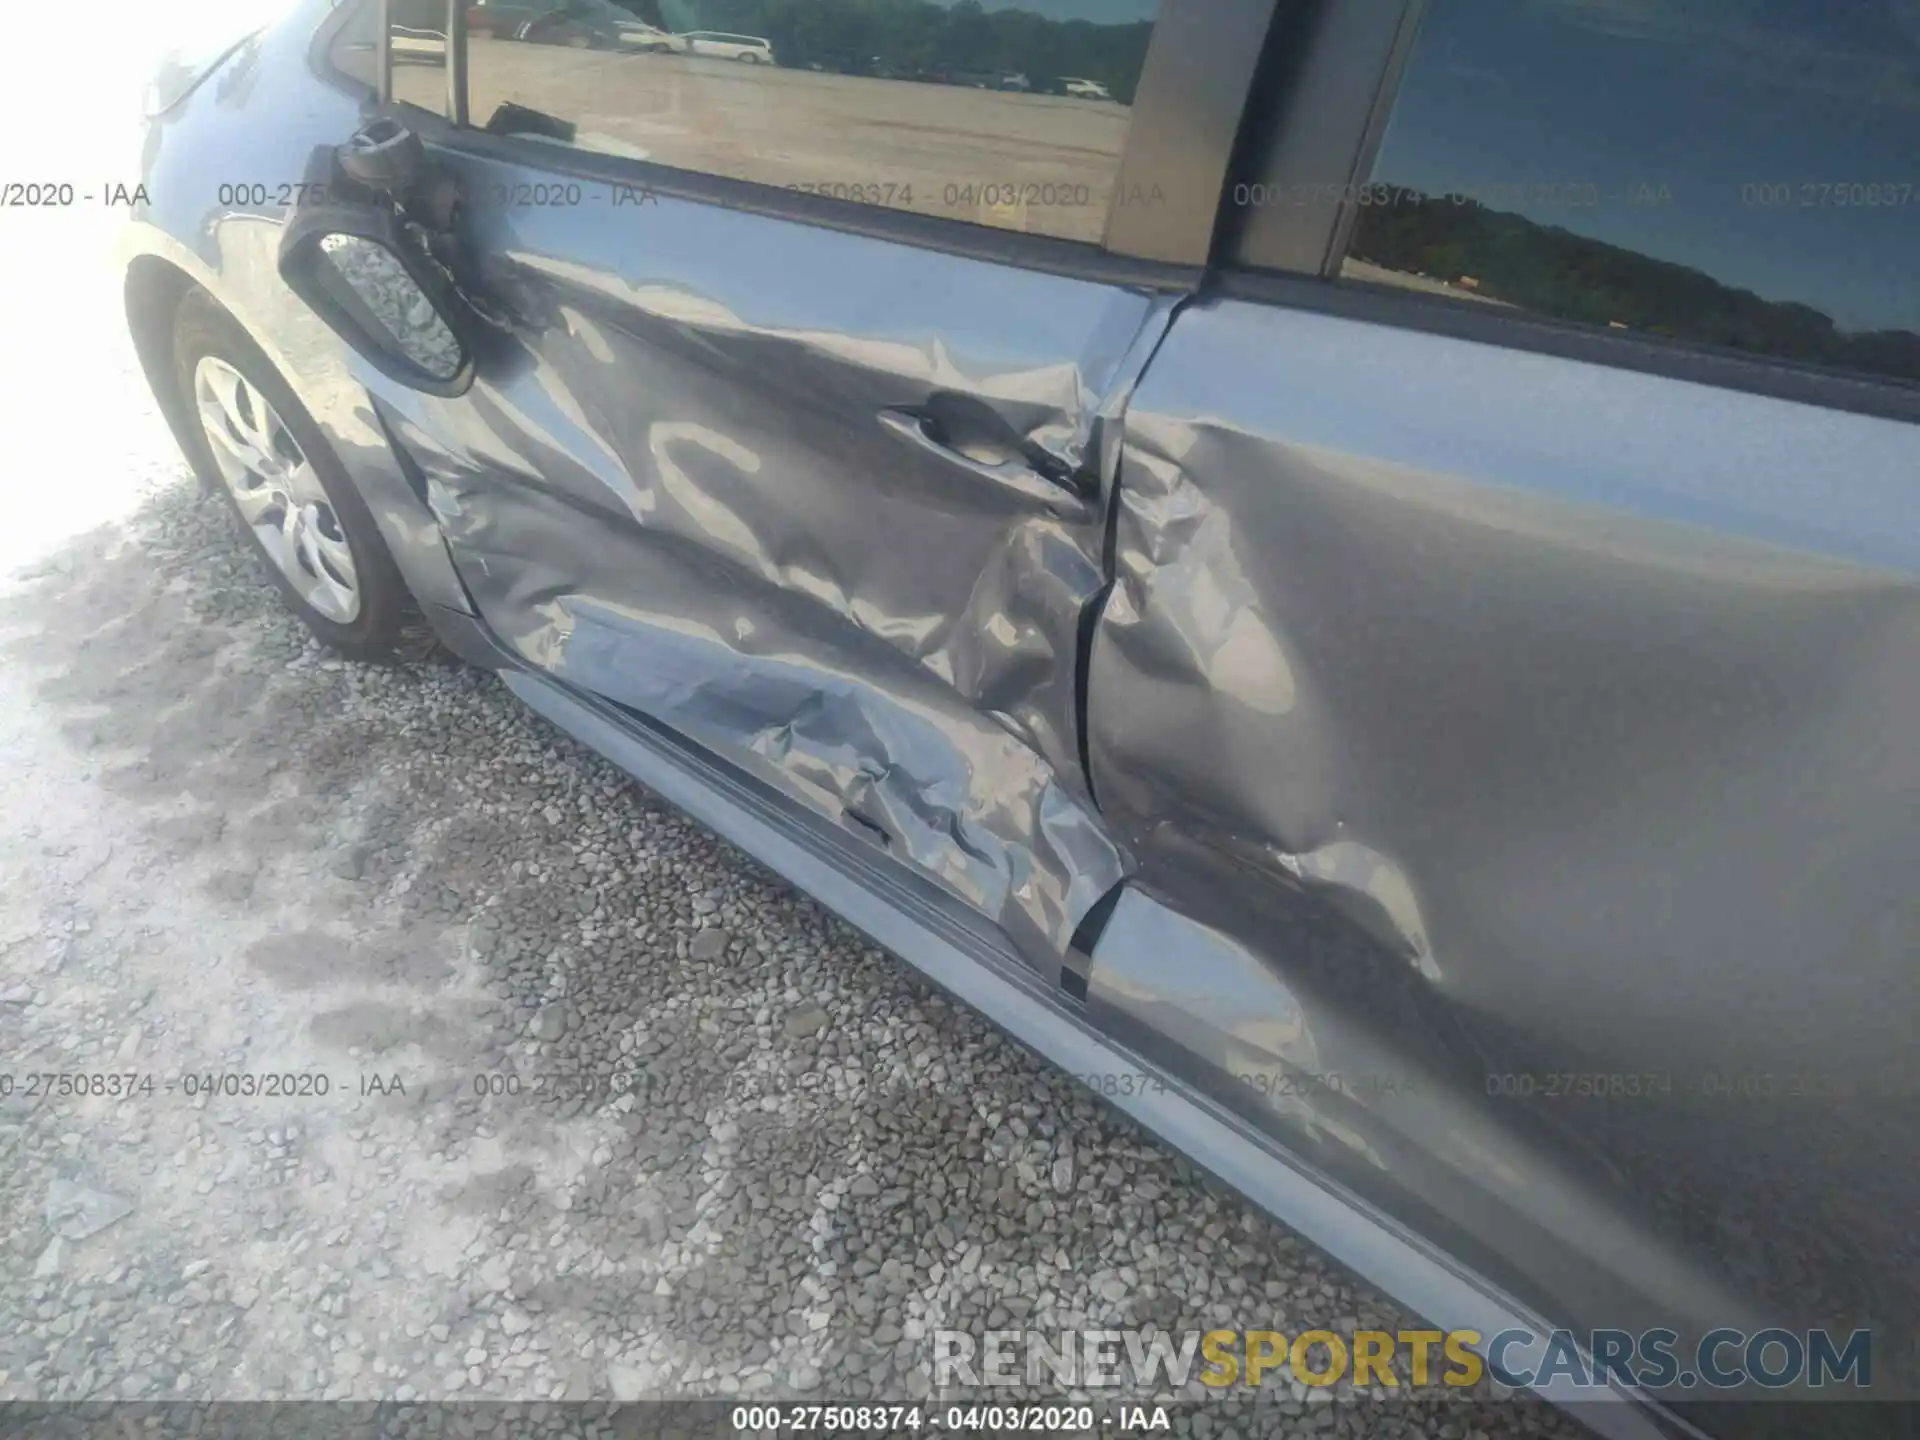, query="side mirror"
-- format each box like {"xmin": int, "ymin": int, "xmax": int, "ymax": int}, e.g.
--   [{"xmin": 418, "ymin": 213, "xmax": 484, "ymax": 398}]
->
[
  {"xmin": 277, "ymin": 202, "xmax": 474, "ymax": 394},
  {"xmin": 337, "ymin": 115, "xmax": 426, "ymax": 194}
]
